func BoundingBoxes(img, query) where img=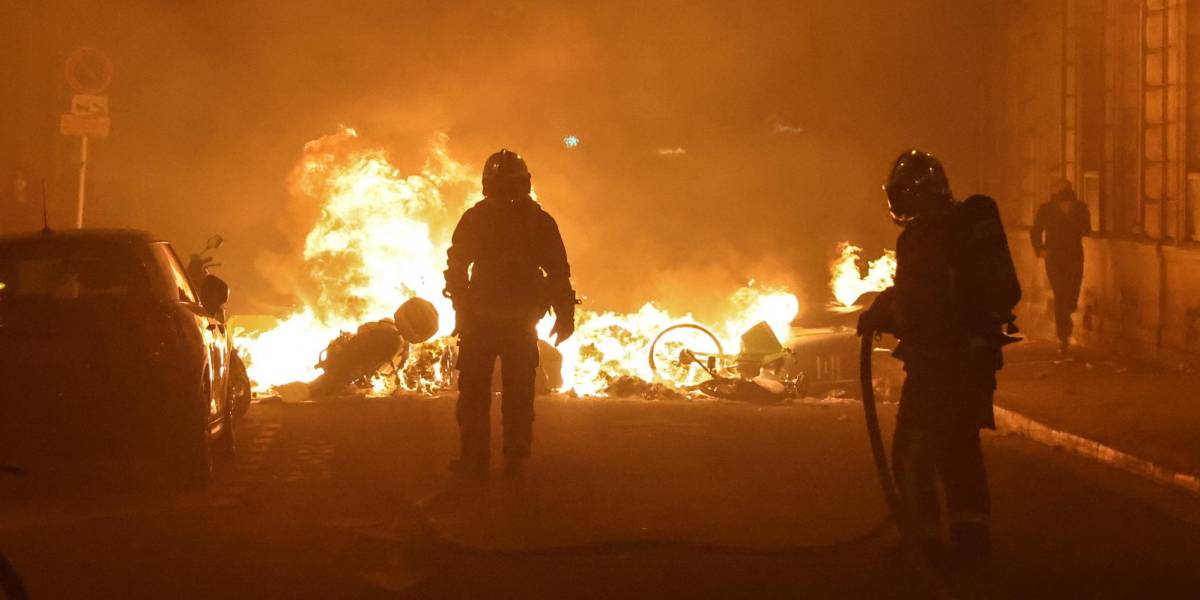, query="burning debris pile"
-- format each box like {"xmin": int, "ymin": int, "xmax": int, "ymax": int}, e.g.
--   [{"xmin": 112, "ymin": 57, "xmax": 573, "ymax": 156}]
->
[
  {"xmin": 237, "ymin": 128, "xmax": 895, "ymax": 401},
  {"xmin": 306, "ymin": 297, "xmax": 443, "ymax": 397},
  {"xmin": 237, "ymin": 128, "xmax": 470, "ymax": 395}
]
